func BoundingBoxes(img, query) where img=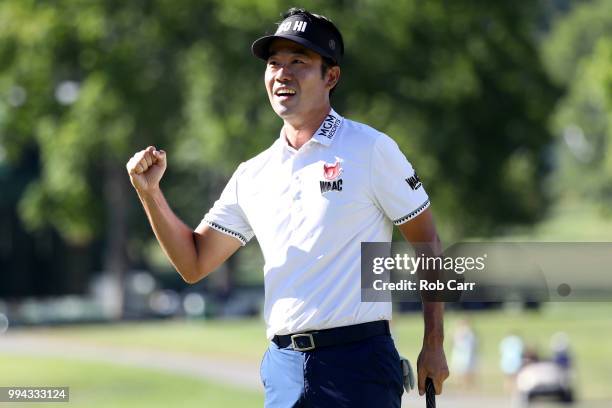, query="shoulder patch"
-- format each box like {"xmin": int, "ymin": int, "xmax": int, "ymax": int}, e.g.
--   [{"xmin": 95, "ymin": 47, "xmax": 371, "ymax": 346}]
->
[{"xmin": 405, "ymin": 172, "xmax": 422, "ymax": 190}]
